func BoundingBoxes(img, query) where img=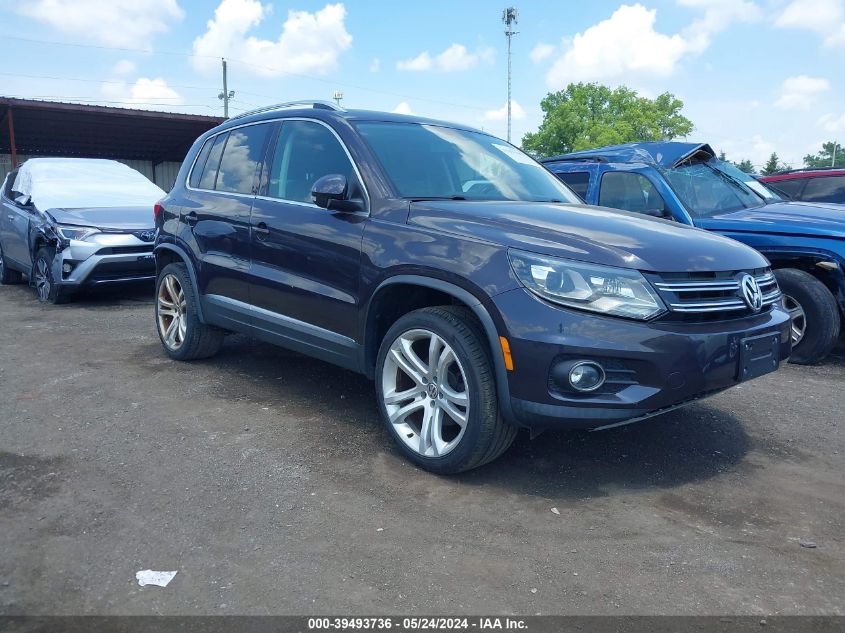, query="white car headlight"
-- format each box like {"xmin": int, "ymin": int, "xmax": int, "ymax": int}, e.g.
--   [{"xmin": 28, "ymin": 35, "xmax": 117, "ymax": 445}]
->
[
  {"xmin": 57, "ymin": 225, "xmax": 100, "ymax": 241},
  {"xmin": 509, "ymin": 250, "xmax": 666, "ymax": 320}
]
